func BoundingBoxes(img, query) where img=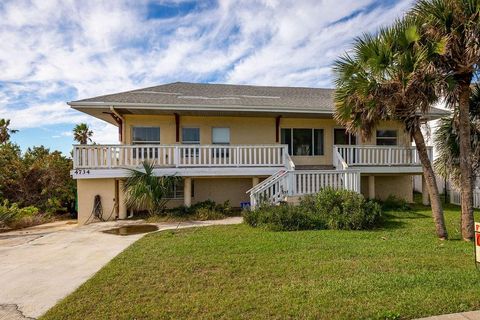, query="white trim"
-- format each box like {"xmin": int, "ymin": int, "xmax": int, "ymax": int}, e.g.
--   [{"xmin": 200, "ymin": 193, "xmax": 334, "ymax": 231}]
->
[
  {"xmin": 71, "ymin": 167, "xmax": 281, "ymax": 179},
  {"xmin": 68, "ymin": 101, "xmax": 334, "ymax": 115}
]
